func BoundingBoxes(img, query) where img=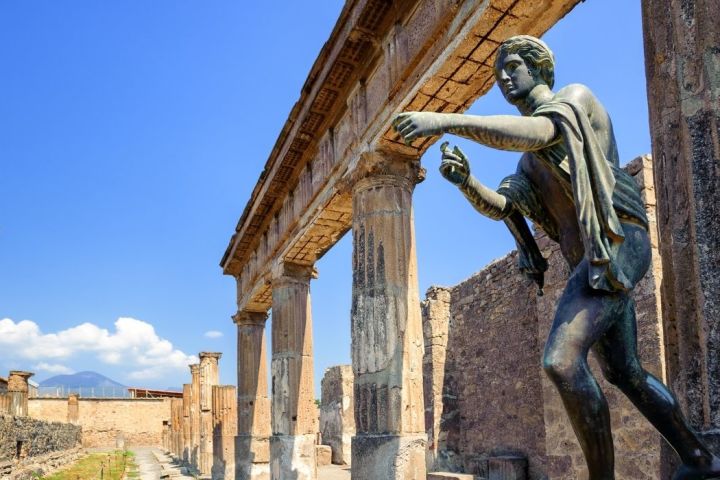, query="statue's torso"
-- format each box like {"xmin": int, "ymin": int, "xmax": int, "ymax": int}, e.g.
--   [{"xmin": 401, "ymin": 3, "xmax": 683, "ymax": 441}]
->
[{"xmin": 519, "ymin": 85, "xmax": 618, "ymax": 269}]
